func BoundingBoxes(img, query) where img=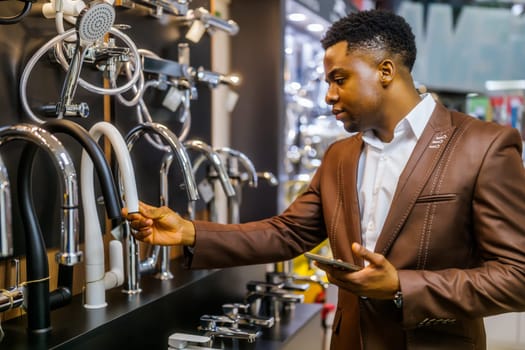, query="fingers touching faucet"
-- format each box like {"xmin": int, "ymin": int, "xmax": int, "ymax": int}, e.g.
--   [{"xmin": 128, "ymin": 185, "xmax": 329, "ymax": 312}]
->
[{"xmin": 121, "ymin": 201, "xmax": 196, "ymax": 247}]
